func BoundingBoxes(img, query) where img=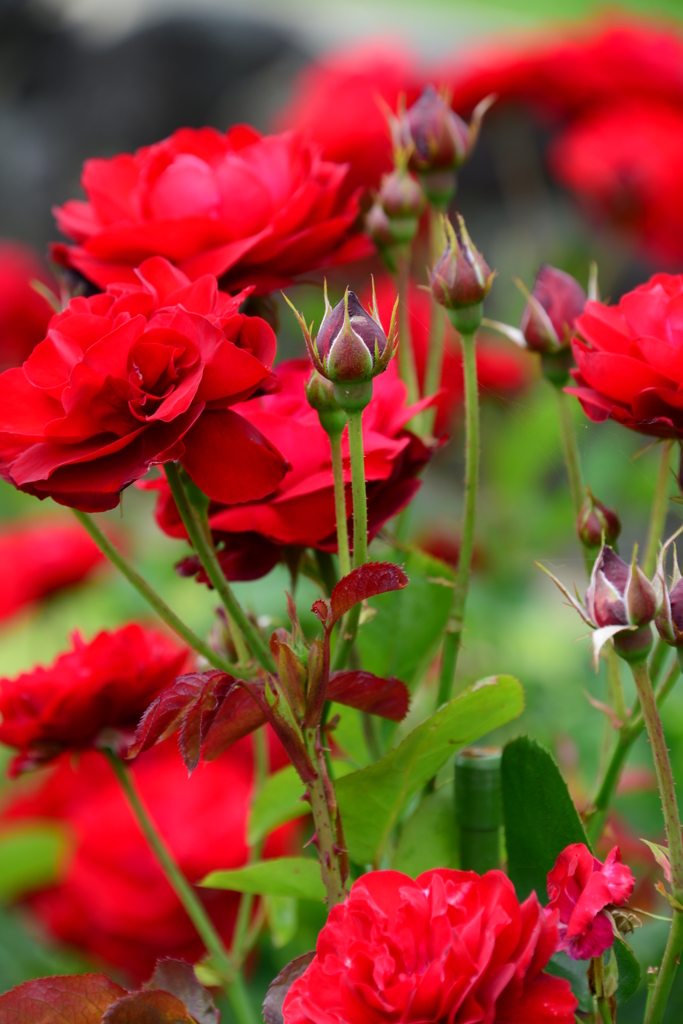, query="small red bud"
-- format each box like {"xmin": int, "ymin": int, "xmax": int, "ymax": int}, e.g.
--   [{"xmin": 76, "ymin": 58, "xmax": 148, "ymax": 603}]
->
[
  {"xmin": 365, "ymin": 202, "xmax": 394, "ymax": 249},
  {"xmin": 520, "ymin": 264, "xmax": 587, "ymax": 354},
  {"xmin": 577, "ymin": 490, "xmax": 621, "ymax": 548},
  {"xmin": 430, "ymin": 215, "xmax": 494, "ymax": 316},
  {"xmin": 402, "ymin": 85, "xmax": 470, "ymax": 174},
  {"xmin": 377, "ymin": 169, "xmax": 425, "ymax": 246}
]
